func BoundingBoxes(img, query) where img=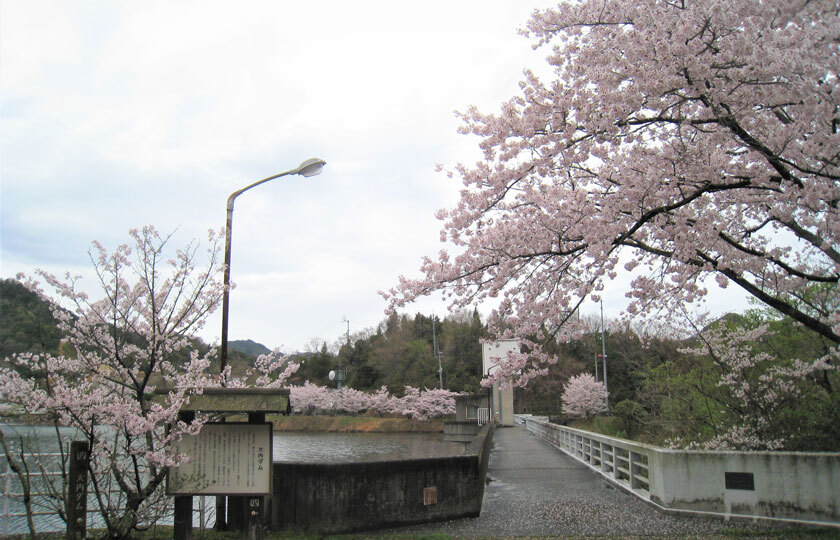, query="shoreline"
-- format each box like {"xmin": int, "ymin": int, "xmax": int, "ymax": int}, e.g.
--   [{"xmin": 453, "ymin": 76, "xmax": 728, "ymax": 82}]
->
[
  {"xmin": 1, "ymin": 415, "xmax": 447, "ymax": 434},
  {"xmin": 271, "ymin": 415, "xmax": 445, "ymax": 433}
]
